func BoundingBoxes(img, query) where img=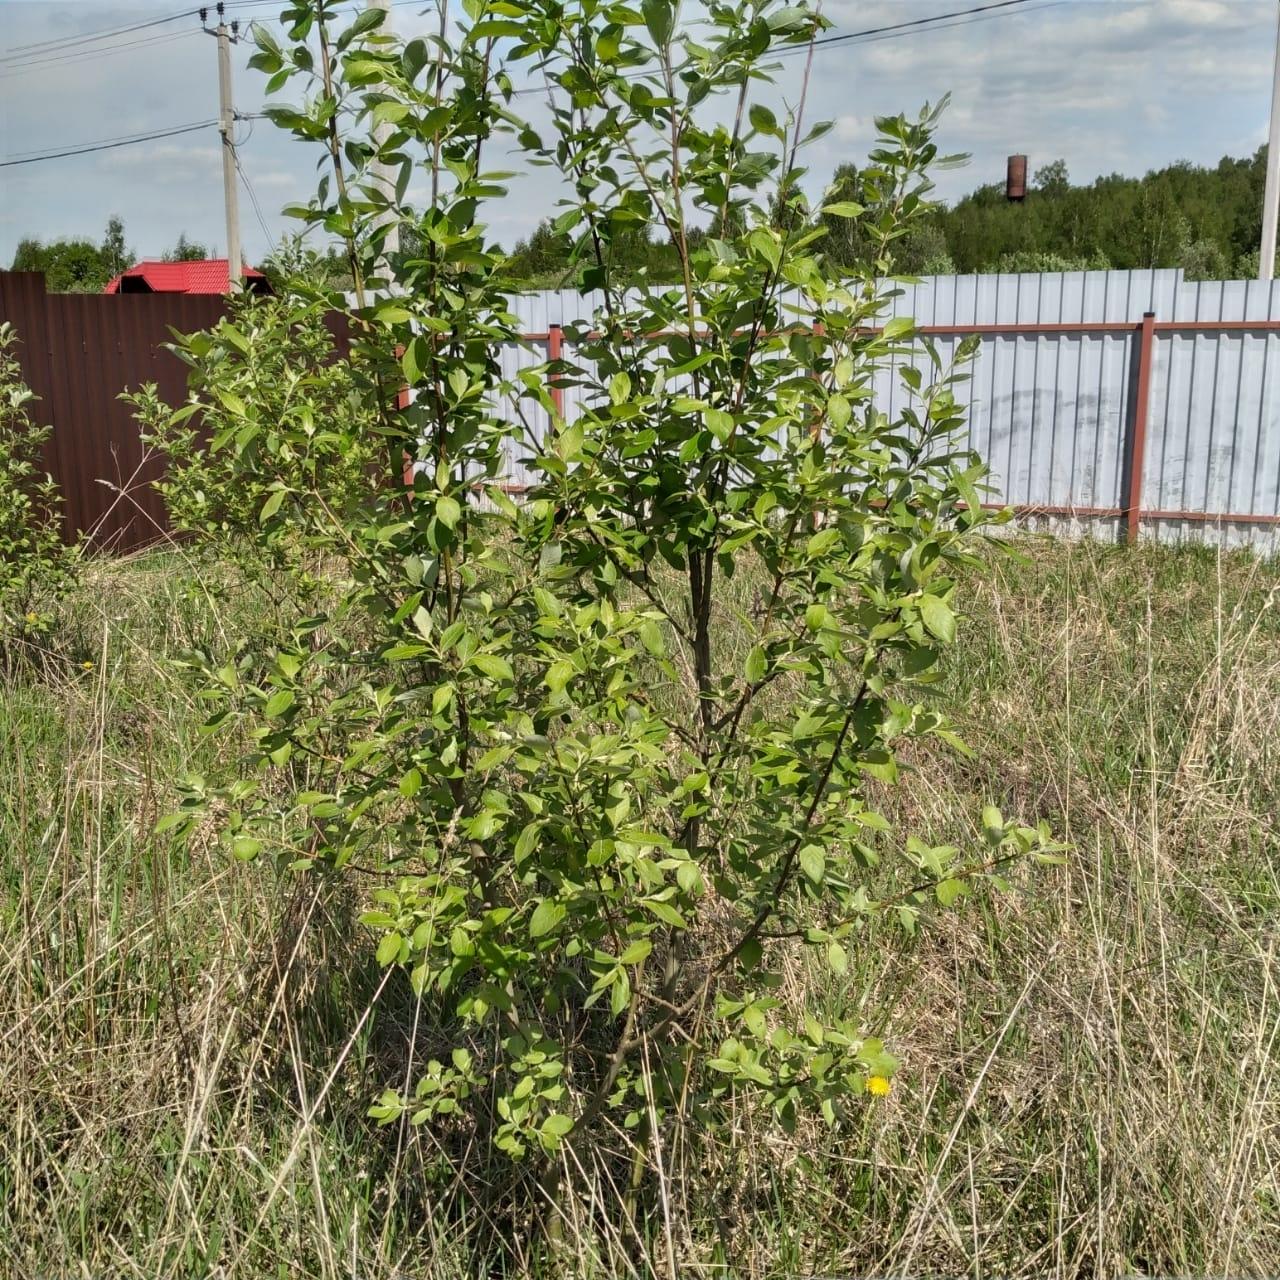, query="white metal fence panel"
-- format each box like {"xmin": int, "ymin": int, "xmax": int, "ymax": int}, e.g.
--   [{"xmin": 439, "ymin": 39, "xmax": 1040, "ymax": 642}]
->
[{"xmin": 393, "ymin": 270, "xmax": 1280, "ymax": 550}]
